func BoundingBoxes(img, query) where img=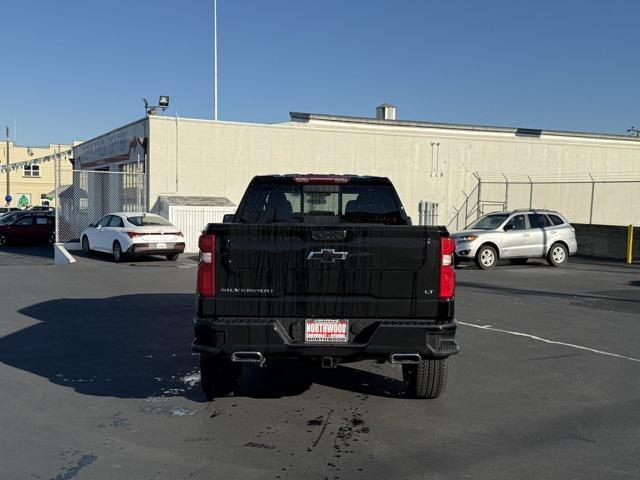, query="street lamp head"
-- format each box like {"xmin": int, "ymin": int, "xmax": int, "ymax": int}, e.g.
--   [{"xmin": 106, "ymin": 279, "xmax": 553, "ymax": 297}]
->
[{"xmin": 159, "ymin": 96, "xmax": 170, "ymax": 108}]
